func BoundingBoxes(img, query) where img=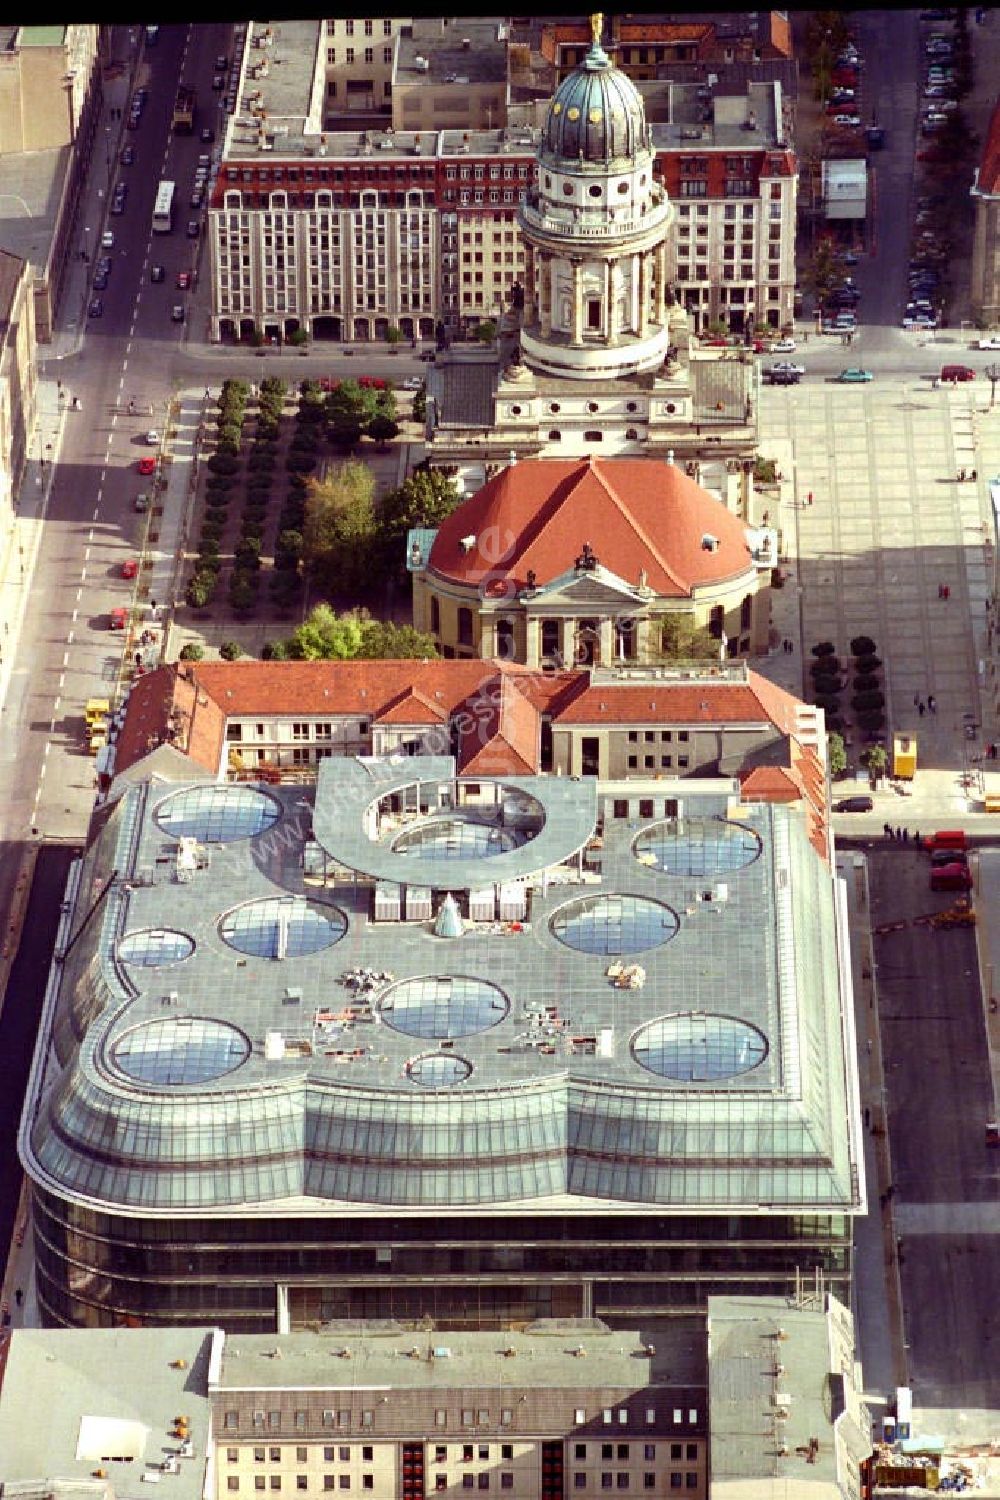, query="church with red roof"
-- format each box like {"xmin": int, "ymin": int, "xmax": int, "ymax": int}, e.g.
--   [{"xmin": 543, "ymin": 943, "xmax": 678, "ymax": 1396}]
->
[{"xmin": 413, "ymin": 454, "xmax": 771, "ymax": 667}]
